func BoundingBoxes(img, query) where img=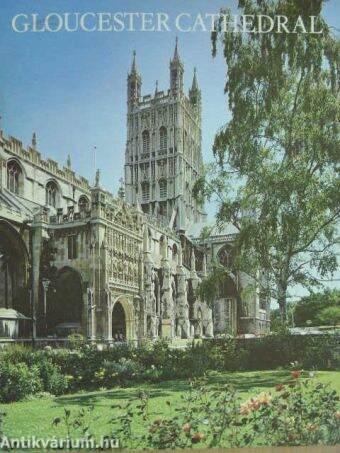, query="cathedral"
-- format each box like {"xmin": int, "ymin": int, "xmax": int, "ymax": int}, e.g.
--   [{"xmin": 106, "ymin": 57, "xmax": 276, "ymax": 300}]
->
[{"xmin": 0, "ymin": 40, "xmax": 270, "ymax": 344}]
